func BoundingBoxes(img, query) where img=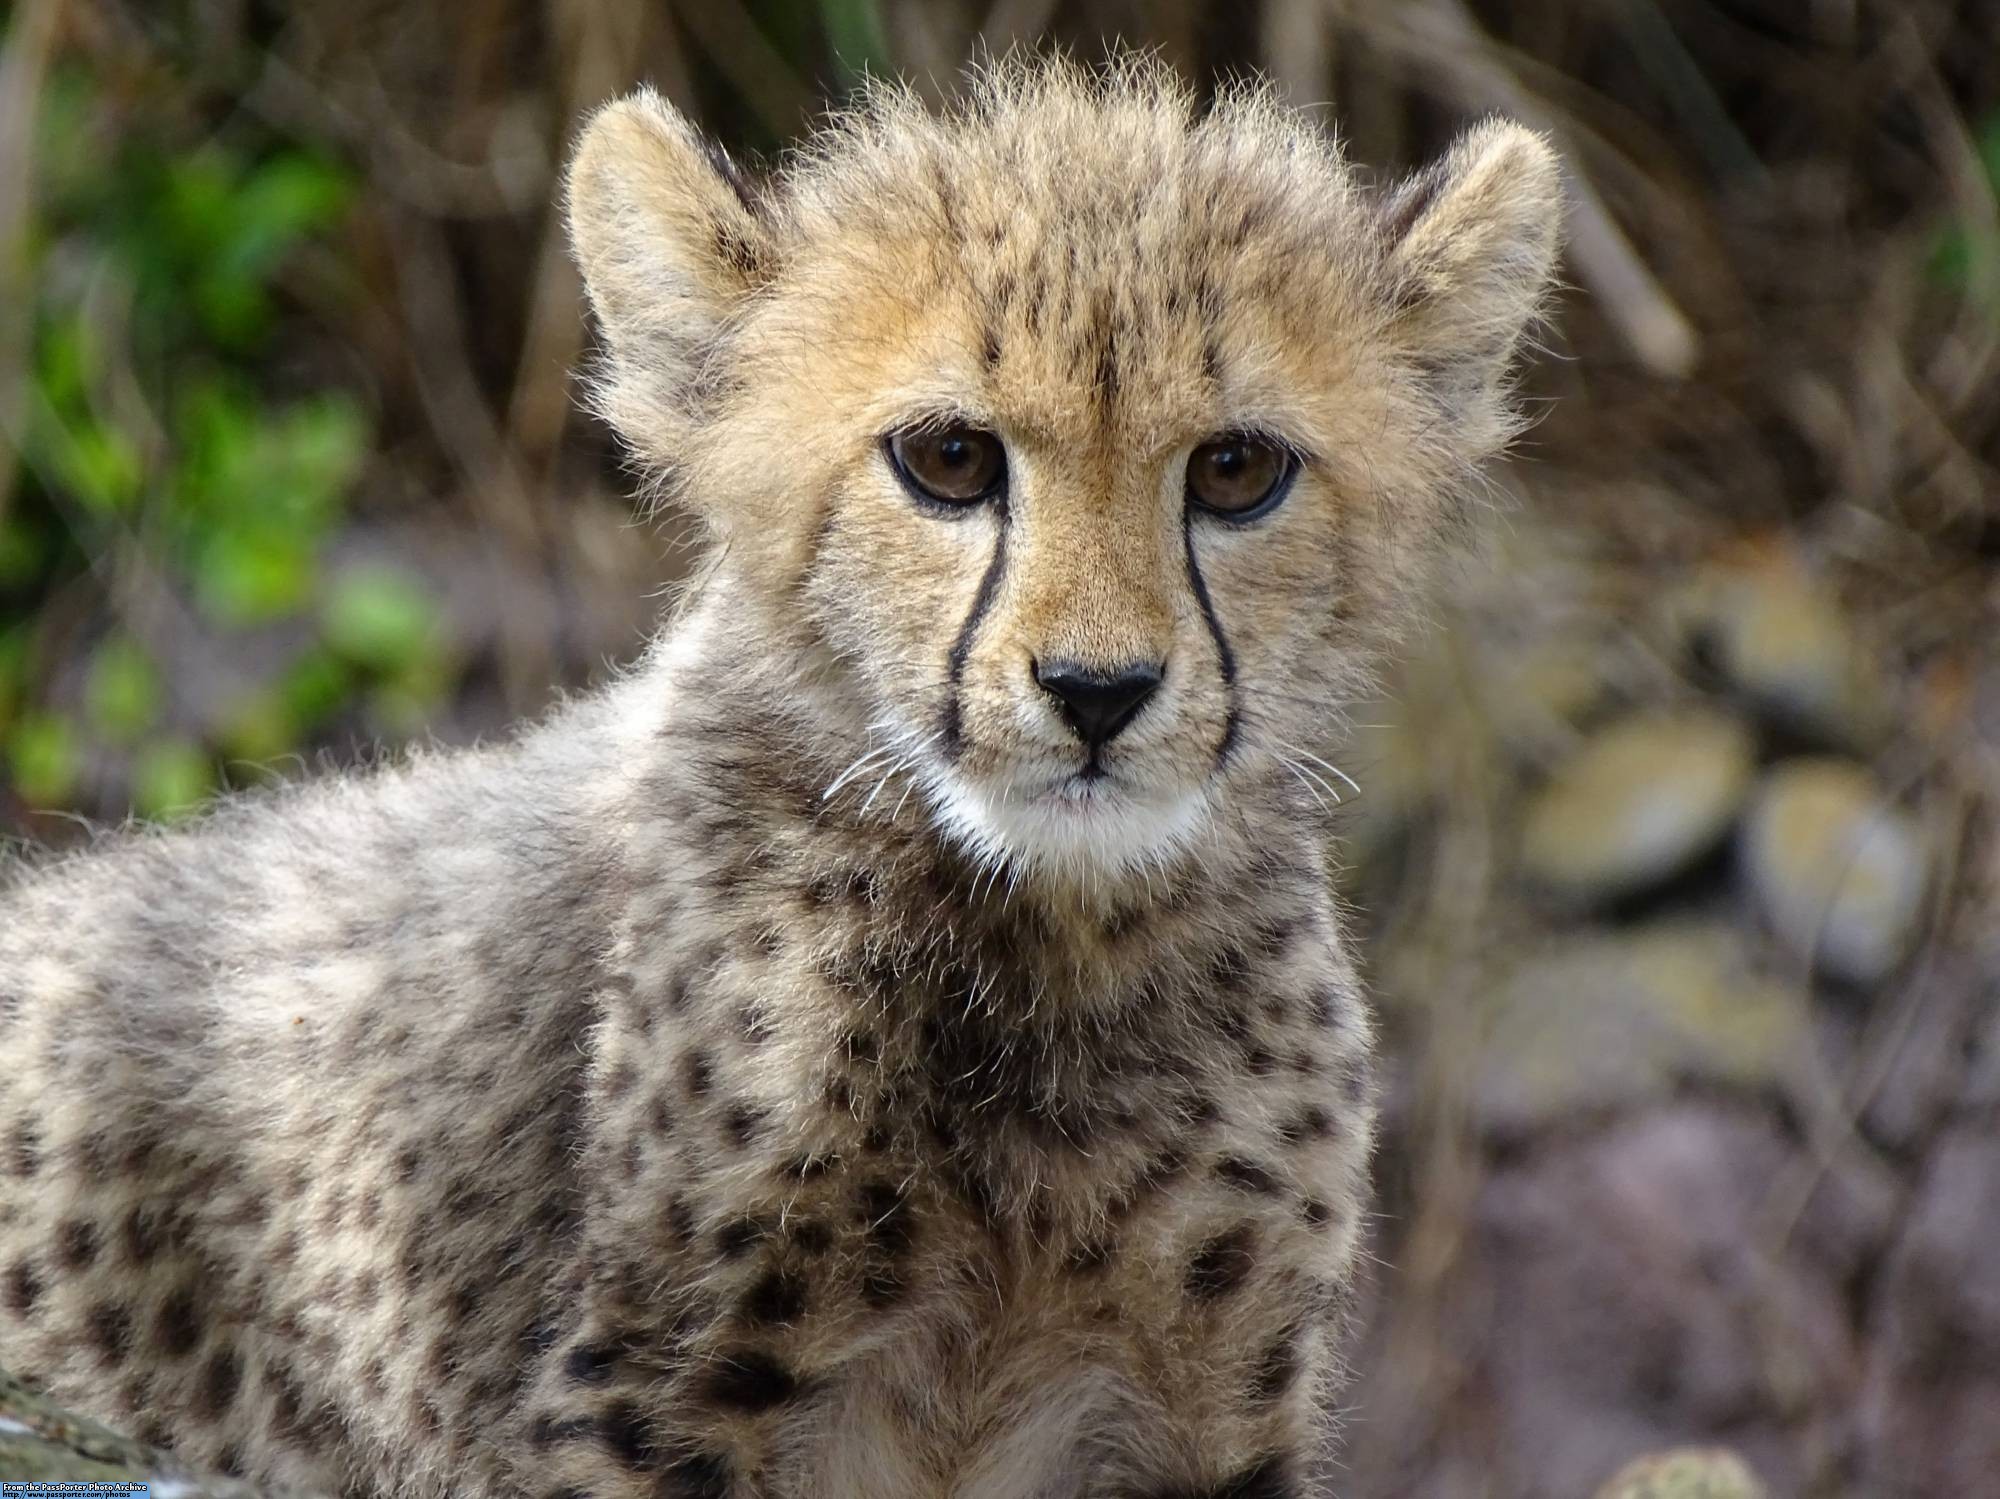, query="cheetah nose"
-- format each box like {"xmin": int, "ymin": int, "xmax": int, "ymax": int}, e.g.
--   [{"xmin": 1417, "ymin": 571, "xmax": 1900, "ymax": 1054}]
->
[{"xmin": 1033, "ymin": 659, "xmax": 1164, "ymax": 750}]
